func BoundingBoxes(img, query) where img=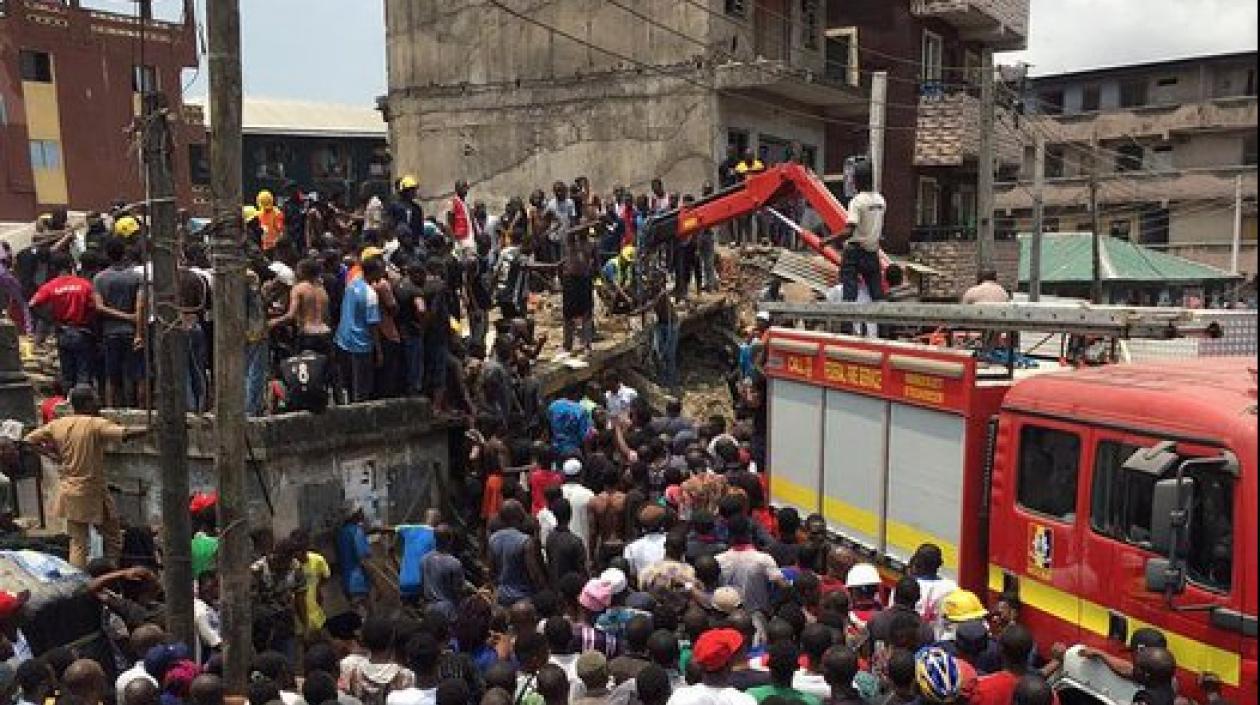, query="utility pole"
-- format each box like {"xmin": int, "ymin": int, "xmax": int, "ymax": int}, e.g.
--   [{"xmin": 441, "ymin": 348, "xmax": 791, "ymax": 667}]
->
[
  {"xmin": 1231, "ymin": 173, "xmax": 1243, "ymax": 276},
  {"xmin": 141, "ymin": 89, "xmax": 194, "ymax": 648},
  {"xmin": 869, "ymin": 71, "xmax": 887, "ymax": 192},
  {"xmin": 208, "ymin": 0, "xmax": 251, "ymax": 694},
  {"xmin": 1089, "ymin": 152, "xmax": 1103, "ymax": 304},
  {"xmin": 1029, "ymin": 133, "xmax": 1045, "ymax": 302},
  {"xmin": 977, "ymin": 49, "xmax": 996, "ymax": 275}
]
